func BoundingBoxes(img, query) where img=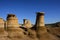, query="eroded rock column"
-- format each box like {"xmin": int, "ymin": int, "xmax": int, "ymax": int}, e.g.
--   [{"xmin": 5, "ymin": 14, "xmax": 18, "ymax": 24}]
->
[
  {"xmin": 35, "ymin": 12, "xmax": 45, "ymax": 27},
  {"xmin": 6, "ymin": 14, "xmax": 25, "ymax": 39},
  {"xmin": 0, "ymin": 18, "xmax": 4, "ymax": 28},
  {"xmin": 35, "ymin": 12, "xmax": 47, "ymax": 38},
  {"xmin": 23, "ymin": 19, "xmax": 32, "ymax": 28},
  {"xmin": 7, "ymin": 14, "xmax": 19, "ymax": 28},
  {"xmin": 0, "ymin": 18, "xmax": 8, "ymax": 38}
]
